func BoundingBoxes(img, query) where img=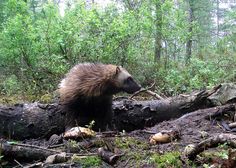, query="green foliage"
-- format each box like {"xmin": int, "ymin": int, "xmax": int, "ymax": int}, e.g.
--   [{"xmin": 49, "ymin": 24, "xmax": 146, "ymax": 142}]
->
[
  {"xmin": 113, "ymin": 136, "xmax": 197, "ymax": 167},
  {"xmin": 115, "ymin": 137, "xmax": 149, "ymax": 149},
  {"xmin": 71, "ymin": 155, "xmax": 102, "ymax": 167},
  {"xmin": 148, "ymin": 152, "xmax": 182, "ymax": 168},
  {"xmin": 7, "ymin": 141, "xmax": 18, "ymax": 145},
  {"xmin": 85, "ymin": 120, "xmax": 95, "ymax": 129},
  {"xmin": 162, "ymin": 58, "xmax": 226, "ymax": 95},
  {"xmin": 132, "ymin": 55, "xmax": 232, "ymax": 96},
  {"xmin": 0, "ymin": 0, "xmax": 235, "ymax": 100},
  {"xmin": 67, "ymin": 140, "xmax": 79, "ymax": 149},
  {"xmin": 1, "ymin": 75, "xmax": 21, "ymax": 95}
]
